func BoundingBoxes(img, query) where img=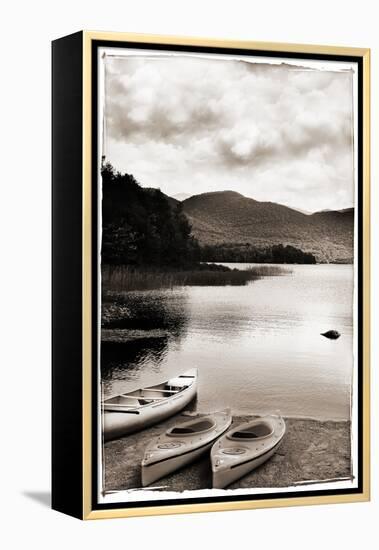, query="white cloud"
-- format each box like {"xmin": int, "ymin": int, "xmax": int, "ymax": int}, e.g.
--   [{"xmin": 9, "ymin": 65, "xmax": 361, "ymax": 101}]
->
[{"xmin": 104, "ymin": 55, "xmax": 354, "ymax": 212}]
